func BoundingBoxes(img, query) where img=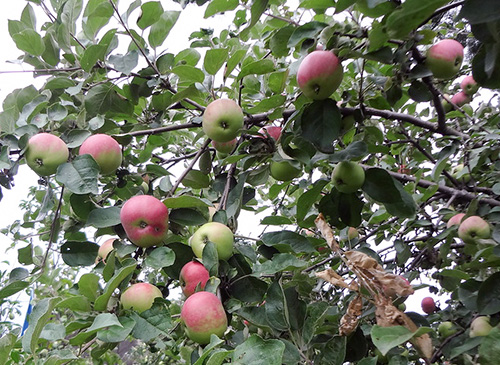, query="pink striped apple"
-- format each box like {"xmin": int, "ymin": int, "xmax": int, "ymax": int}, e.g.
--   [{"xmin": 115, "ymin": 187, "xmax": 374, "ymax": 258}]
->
[
  {"xmin": 79, "ymin": 134, "xmax": 122, "ymax": 175},
  {"xmin": 460, "ymin": 75, "xmax": 479, "ymax": 96},
  {"xmin": 447, "ymin": 213, "xmax": 465, "ymax": 228},
  {"xmin": 121, "ymin": 282, "xmax": 163, "ymax": 313},
  {"xmin": 120, "ymin": 195, "xmax": 169, "ymax": 248},
  {"xmin": 181, "ymin": 291, "xmax": 227, "ymax": 344},
  {"xmin": 426, "ymin": 39, "xmax": 464, "ymax": 79},
  {"xmin": 179, "ymin": 261, "xmax": 210, "ymax": 298},
  {"xmin": 297, "ymin": 50, "xmax": 343, "ymax": 100},
  {"xmin": 257, "ymin": 126, "xmax": 282, "ymax": 142},
  {"xmin": 25, "ymin": 133, "xmax": 69, "ymax": 176}
]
